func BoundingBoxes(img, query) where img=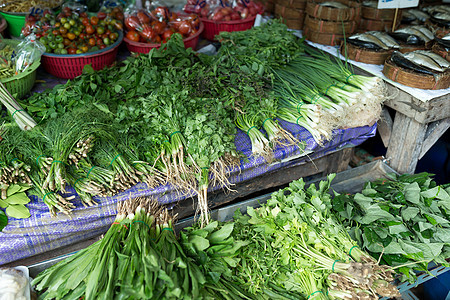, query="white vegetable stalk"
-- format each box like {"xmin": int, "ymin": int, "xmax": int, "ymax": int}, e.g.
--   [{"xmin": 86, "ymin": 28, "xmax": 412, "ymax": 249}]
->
[{"xmin": 0, "ymin": 82, "xmax": 36, "ymax": 131}]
